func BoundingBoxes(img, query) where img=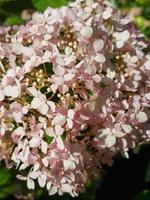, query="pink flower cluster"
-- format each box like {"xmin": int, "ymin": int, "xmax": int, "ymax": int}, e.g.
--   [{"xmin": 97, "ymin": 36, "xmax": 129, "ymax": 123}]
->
[{"xmin": 0, "ymin": 0, "xmax": 150, "ymax": 196}]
